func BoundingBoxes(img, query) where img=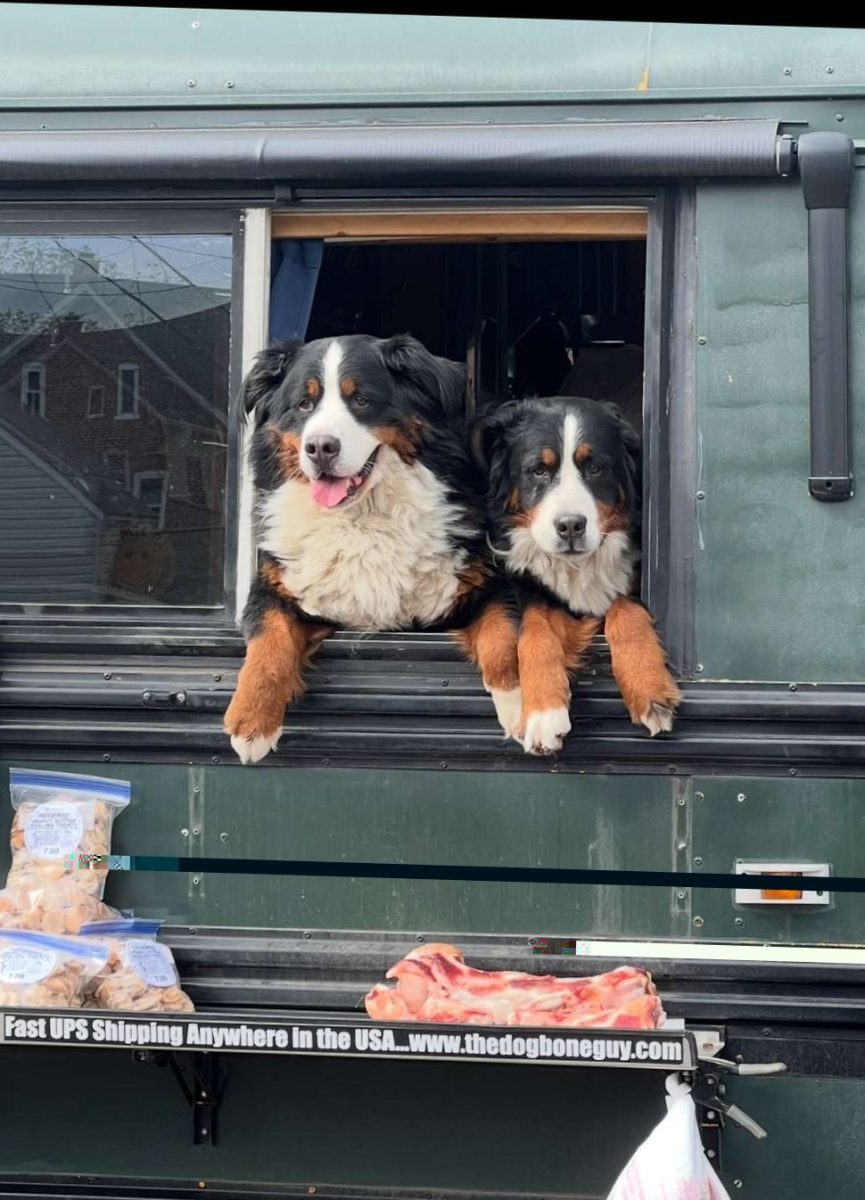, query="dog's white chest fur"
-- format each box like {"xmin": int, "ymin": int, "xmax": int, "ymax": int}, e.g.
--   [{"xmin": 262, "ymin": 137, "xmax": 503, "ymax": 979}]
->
[
  {"xmin": 506, "ymin": 529, "xmax": 637, "ymax": 617},
  {"xmin": 260, "ymin": 448, "xmax": 473, "ymax": 630}
]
